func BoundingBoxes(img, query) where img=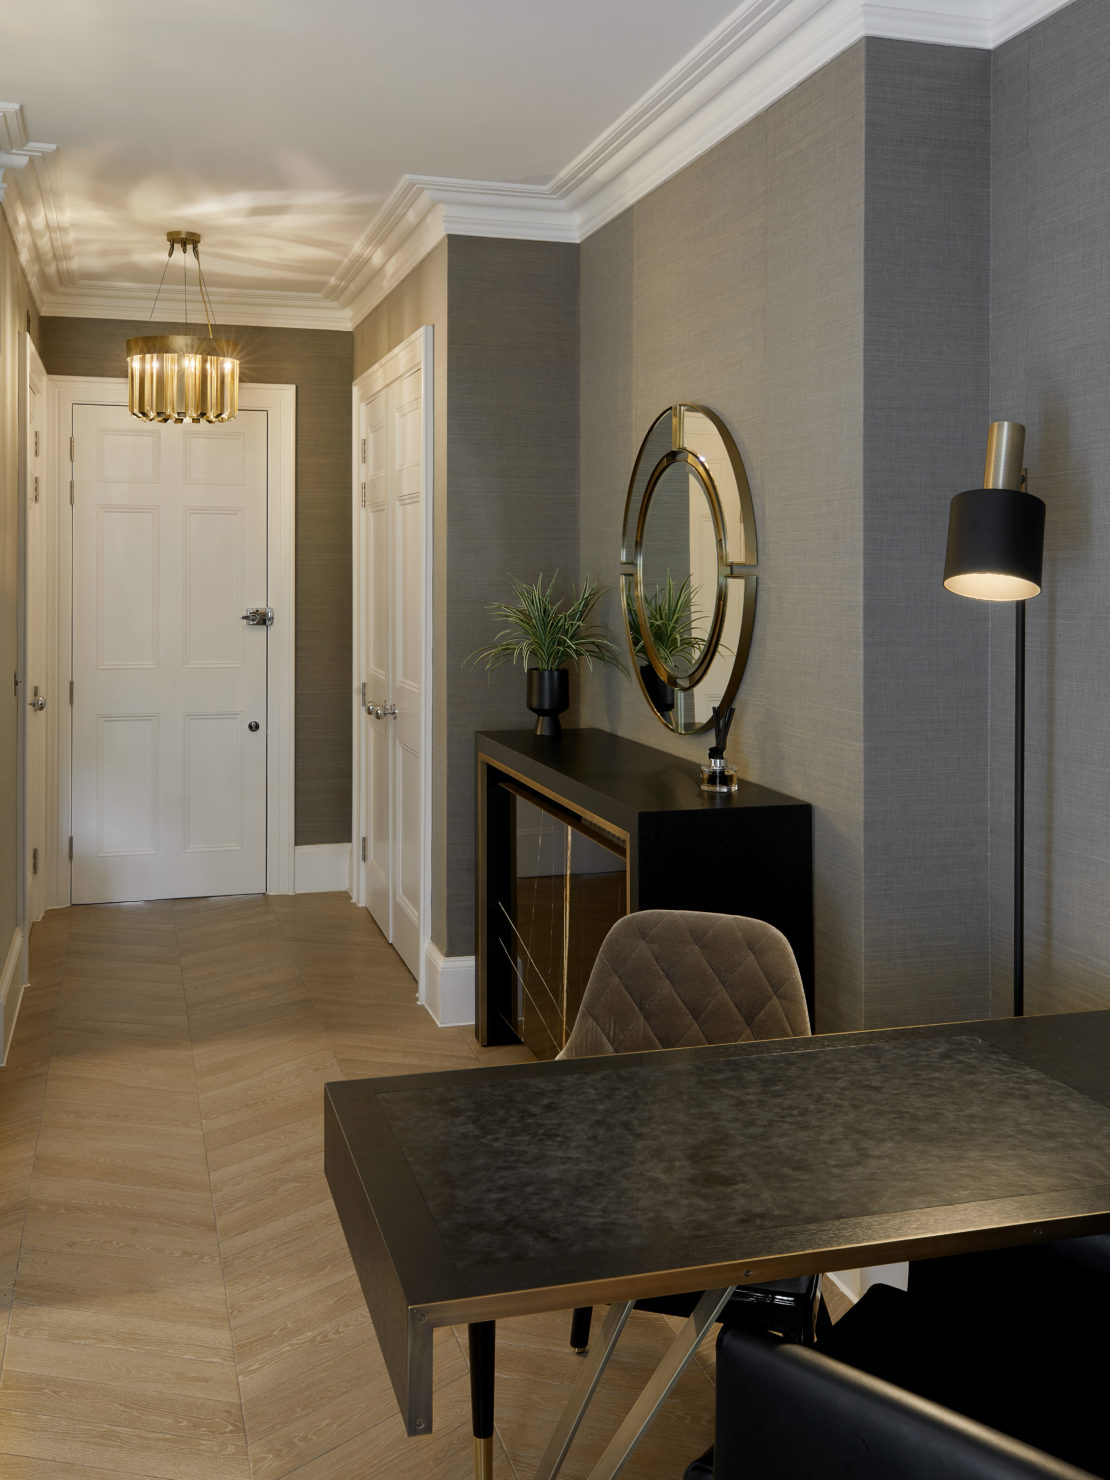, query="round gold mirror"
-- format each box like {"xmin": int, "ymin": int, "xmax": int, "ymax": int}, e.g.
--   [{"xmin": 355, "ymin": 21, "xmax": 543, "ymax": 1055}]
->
[{"xmin": 620, "ymin": 404, "xmax": 757, "ymax": 734}]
